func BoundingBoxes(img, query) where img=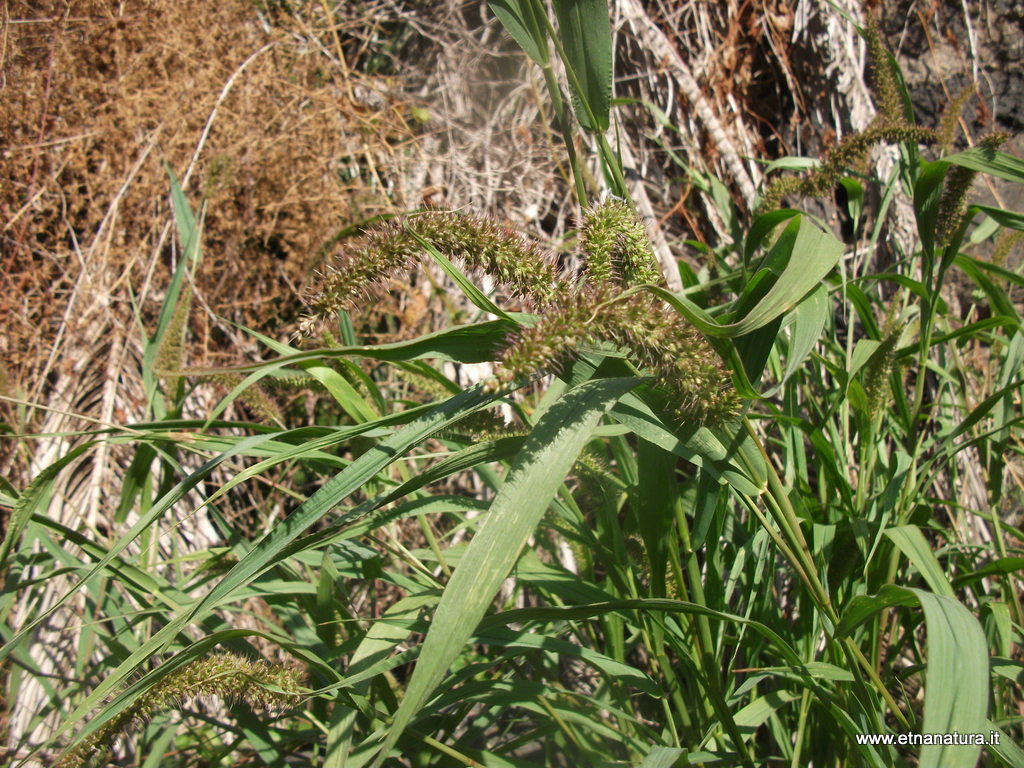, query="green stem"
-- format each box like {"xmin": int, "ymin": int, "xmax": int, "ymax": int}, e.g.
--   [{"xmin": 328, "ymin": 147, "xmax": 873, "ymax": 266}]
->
[
  {"xmin": 741, "ymin": 418, "xmax": 912, "ymax": 730},
  {"xmin": 790, "ymin": 688, "xmax": 812, "ymax": 768},
  {"xmin": 536, "ymin": 7, "xmax": 629, "ymax": 205},
  {"xmin": 676, "ymin": 489, "xmax": 757, "ymax": 768},
  {"xmin": 538, "ymin": 62, "xmax": 588, "ymax": 205}
]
